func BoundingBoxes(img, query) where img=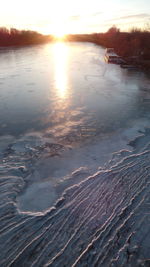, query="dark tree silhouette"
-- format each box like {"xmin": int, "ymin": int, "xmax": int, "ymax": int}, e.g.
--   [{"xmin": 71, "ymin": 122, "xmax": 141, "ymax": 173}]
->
[{"xmin": 0, "ymin": 27, "xmax": 52, "ymax": 46}]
